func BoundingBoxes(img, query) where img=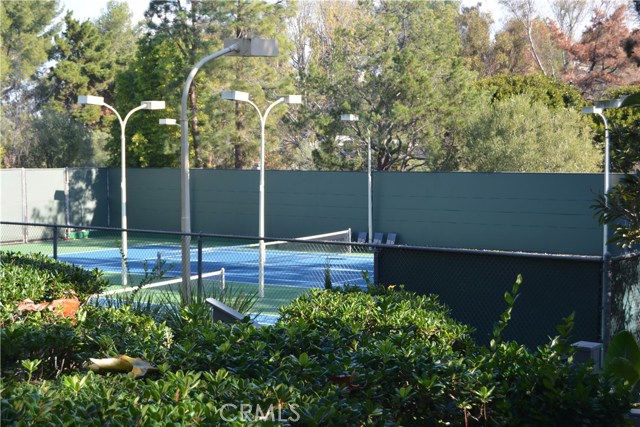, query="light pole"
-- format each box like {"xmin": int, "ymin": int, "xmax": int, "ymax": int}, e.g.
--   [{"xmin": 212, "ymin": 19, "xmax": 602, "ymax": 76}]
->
[
  {"xmin": 78, "ymin": 96, "xmax": 165, "ymax": 286},
  {"xmin": 341, "ymin": 114, "xmax": 373, "ymax": 243},
  {"xmin": 581, "ymin": 97, "xmax": 625, "ymax": 258},
  {"xmin": 581, "ymin": 96, "xmax": 626, "ymax": 349},
  {"xmin": 222, "ymin": 90, "xmax": 302, "ymax": 298},
  {"xmin": 179, "ymin": 39, "xmax": 278, "ymax": 305}
]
